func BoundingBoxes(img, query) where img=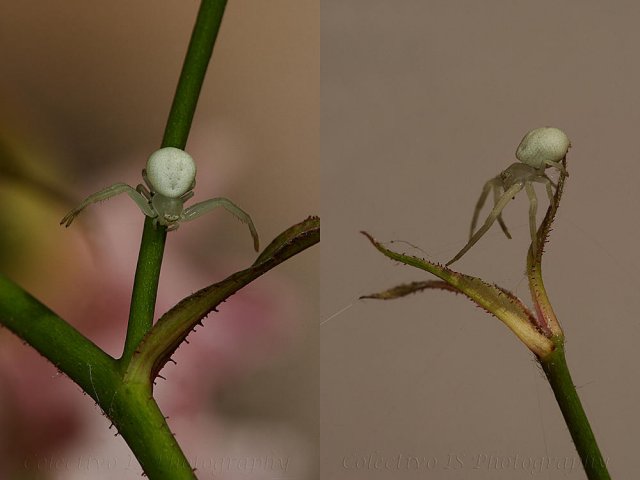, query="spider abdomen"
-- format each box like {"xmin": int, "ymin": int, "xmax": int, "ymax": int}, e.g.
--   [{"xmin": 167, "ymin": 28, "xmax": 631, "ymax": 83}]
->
[
  {"xmin": 146, "ymin": 147, "xmax": 197, "ymax": 198},
  {"xmin": 516, "ymin": 127, "xmax": 570, "ymax": 169}
]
